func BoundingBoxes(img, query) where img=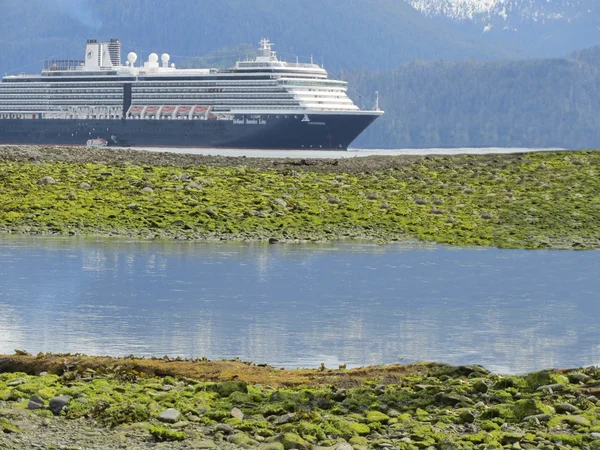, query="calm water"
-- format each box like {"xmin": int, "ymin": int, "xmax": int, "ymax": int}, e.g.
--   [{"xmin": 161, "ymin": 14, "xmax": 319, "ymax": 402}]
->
[{"xmin": 0, "ymin": 235, "xmax": 598, "ymax": 373}]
